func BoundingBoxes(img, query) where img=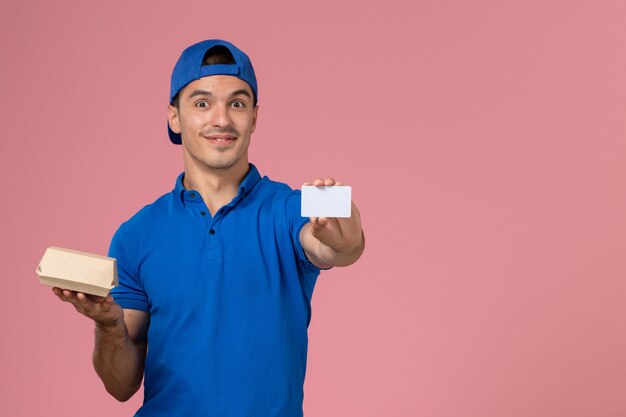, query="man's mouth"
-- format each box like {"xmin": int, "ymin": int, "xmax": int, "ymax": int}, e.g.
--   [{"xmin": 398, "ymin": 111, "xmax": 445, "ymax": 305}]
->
[{"xmin": 204, "ymin": 135, "xmax": 237, "ymax": 144}]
